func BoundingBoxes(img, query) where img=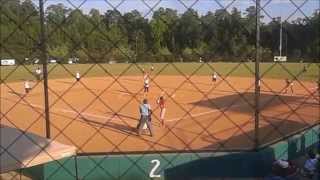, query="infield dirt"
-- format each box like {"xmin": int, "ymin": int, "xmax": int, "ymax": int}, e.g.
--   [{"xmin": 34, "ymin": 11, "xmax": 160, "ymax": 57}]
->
[{"xmin": 1, "ymin": 75, "xmax": 318, "ymax": 153}]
